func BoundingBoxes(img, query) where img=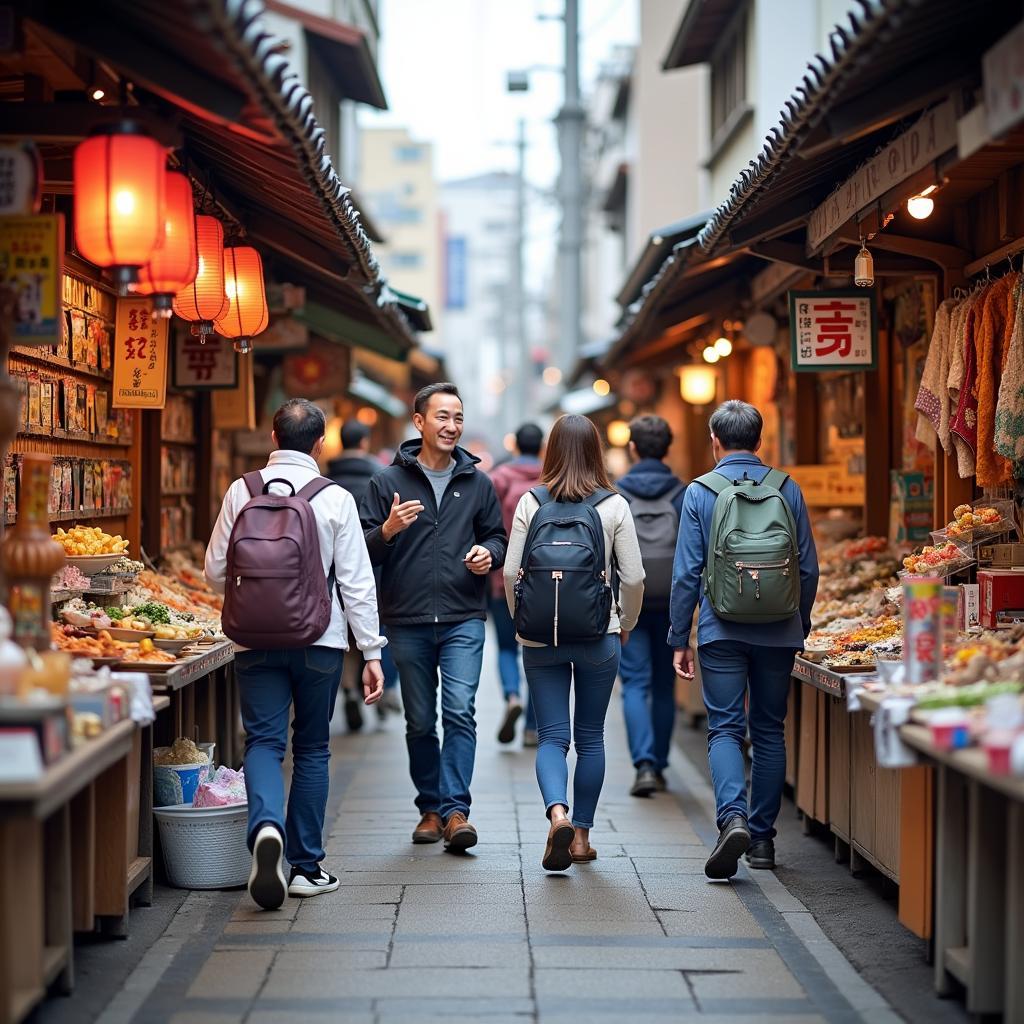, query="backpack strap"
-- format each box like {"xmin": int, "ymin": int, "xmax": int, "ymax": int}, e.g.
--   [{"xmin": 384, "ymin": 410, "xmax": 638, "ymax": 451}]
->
[
  {"xmin": 296, "ymin": 476, "xmax": 337, "ymax": 502},
  {"xmin": 694, "ymin": 471, "xmax": 731, "ymax": 495},
  {"xmin": 583, "ymin": 488, "xmax": 615, "ymax": 509},
  {"xmin": 529, "ymin": 486, "xmax": 552, "ymax": 506},
  {"xmin": 761, "ymin": 468, "xmax": 789, "ymax": 491},
  {"xmin": 242, "ymin": 471, "xmax": 265, "ymax": 498}
]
